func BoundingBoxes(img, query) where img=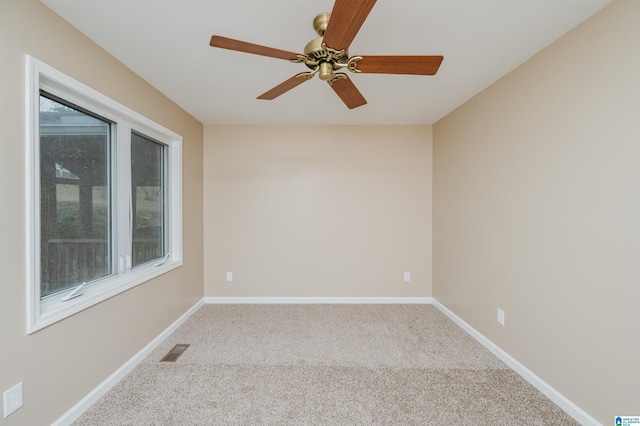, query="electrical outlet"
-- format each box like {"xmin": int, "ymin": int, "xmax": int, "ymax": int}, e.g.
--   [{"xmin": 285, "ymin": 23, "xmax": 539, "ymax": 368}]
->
[
  {"xmin": 403, "ymin": 272, "xmax": 411, "ymax": 282},
  {"xmin": 497, "ymin": 308, "xmax": 505, "ymax": 326},
  {"xmin": 3, "ymin": 382, "xmax": 23, "ymax": 418},
  {"xmin": 225, "ymin": 272, "xmax": 232, "ymax": 282}
]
